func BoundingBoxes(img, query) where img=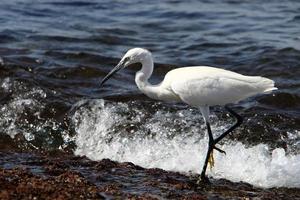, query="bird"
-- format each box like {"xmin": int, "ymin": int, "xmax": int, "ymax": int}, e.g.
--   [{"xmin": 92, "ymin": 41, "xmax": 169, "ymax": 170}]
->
[{"xmin": 100, "ymin": 48, "xmax": 277, "ymax": 183}]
